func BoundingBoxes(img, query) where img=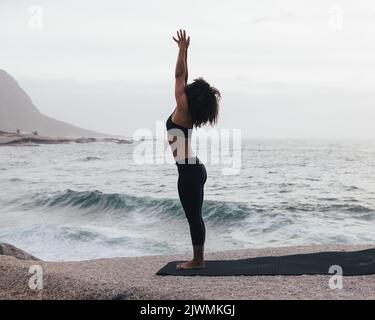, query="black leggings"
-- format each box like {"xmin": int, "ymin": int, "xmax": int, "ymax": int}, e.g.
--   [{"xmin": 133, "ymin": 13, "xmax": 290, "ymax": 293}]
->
[{"xmin": 176, "ymin": 158, "xmax": 207, "ymax": 246}]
